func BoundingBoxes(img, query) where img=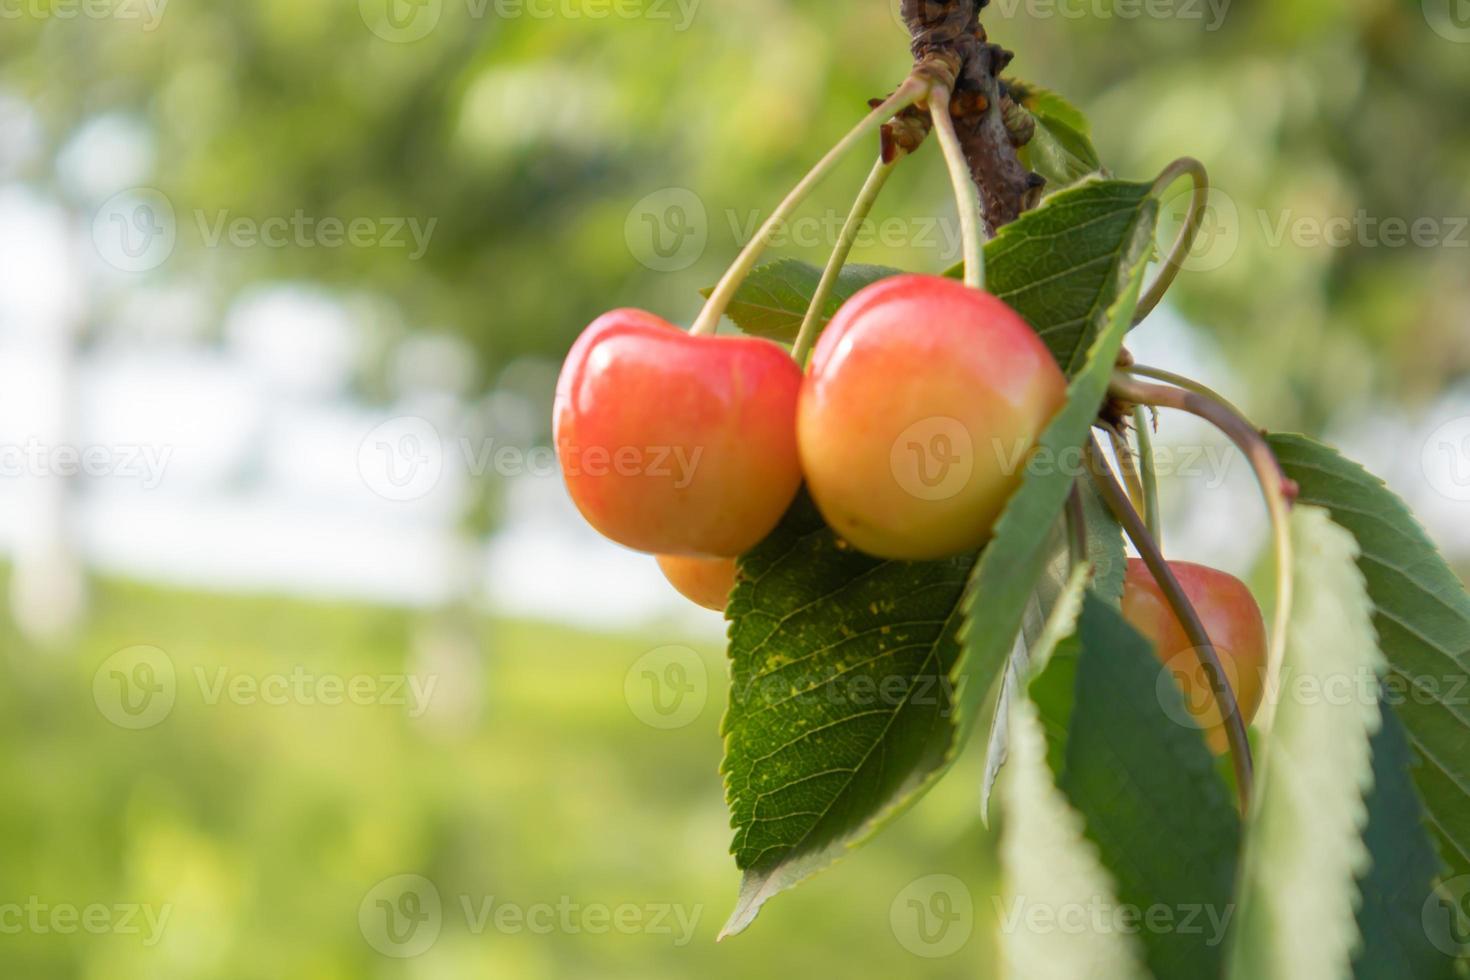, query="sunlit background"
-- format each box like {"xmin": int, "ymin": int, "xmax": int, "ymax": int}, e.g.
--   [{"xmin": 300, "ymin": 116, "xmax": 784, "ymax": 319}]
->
[{"xmin": 1, "ymin": 0, "xmax": 1468, "ymax": 976}]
